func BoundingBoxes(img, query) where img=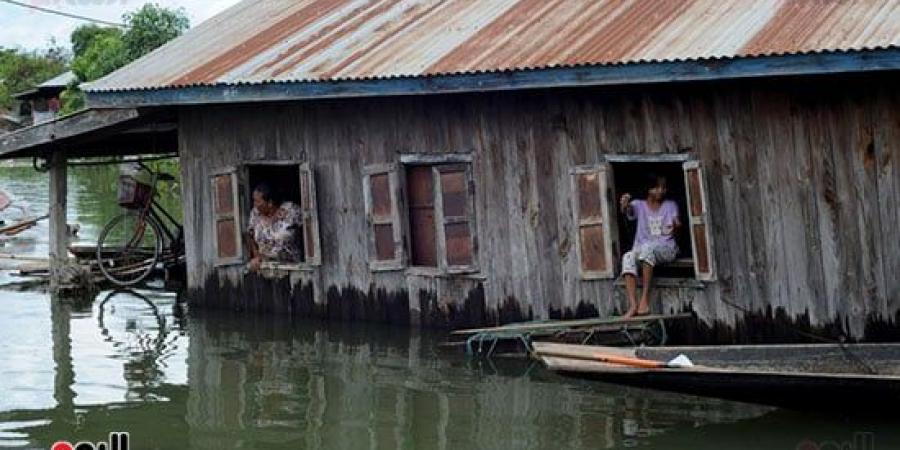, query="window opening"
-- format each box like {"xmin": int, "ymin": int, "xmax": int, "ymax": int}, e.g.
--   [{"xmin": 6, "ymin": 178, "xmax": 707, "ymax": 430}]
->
[{"xmin": 611, "ymin": 161, "xmax": 694, "ymax": 278}]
